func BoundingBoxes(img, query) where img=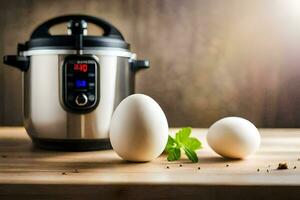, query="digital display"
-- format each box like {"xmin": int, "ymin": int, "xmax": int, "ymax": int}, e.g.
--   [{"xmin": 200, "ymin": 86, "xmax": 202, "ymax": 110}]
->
[
  {"xmin": 75, "ymin": 80, "xmax": 87, "ymax": 88},
  {"xmin": 74, "ymin": 63, "xmax": 88, "ymax": 73},
  {"xmin": 64, "ymin": 56, "xmax": 98, "ymax": 111},
  {"xmin": 71, "ymin": 63, "xmax": 91, "ymax": 89}
]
